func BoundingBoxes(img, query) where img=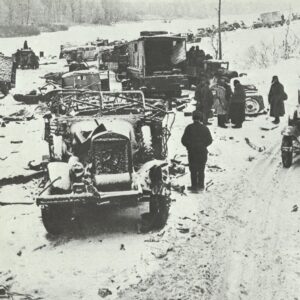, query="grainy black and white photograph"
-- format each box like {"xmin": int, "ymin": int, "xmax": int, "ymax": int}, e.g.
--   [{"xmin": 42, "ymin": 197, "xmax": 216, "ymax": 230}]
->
[{"xmin": 0, "ymin": 0, "xmax": 300, "ymax": 299}]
